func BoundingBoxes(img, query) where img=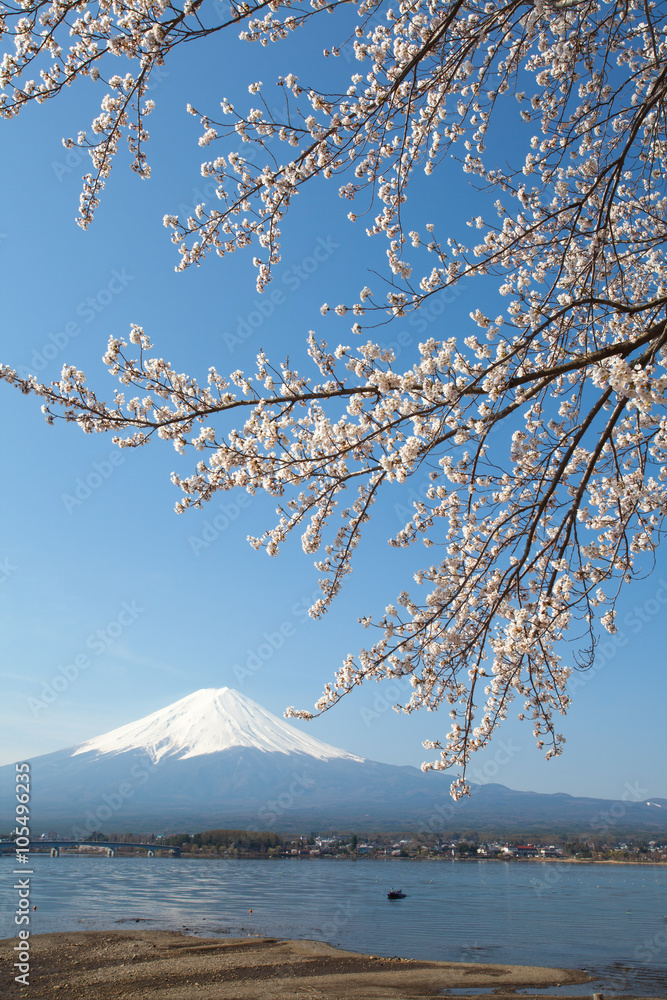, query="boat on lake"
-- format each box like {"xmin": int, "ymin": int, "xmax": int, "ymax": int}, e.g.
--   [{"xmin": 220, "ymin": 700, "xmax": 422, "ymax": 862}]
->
[{"xmin": 387, "ymin": 889, "xmax": 406, "ymax": 899}]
